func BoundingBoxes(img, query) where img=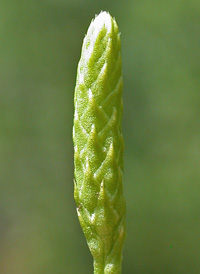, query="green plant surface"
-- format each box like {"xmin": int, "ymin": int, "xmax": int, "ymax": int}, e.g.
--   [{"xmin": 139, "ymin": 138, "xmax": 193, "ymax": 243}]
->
[{"xmin": 73, "ymin": 11, "xmax": 126, "ymax": 274}]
